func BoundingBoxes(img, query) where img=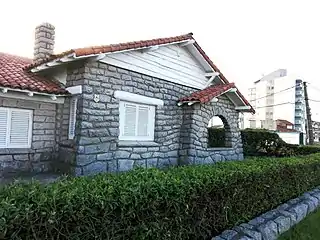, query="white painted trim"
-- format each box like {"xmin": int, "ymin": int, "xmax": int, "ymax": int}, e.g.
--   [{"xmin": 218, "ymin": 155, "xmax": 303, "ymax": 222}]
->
[
  {"xmin": 68, "ymin": 97, "xmax": 78, "ymax": 139},
  {"xmin": 0, "ymin": 91, "xmax": 65, "ymax": 104},
  {"xmin": 0, "ymin": 86, "xmax": 66, "ymax": 103},
  {"xmin": 187, "ymin": 101, "xmax": 198, "ymax": 106},
  {"xmin": 141, "ymin": 46, "xmax": 159, "ymax": 53},
  {"xmin": 87, "ymin": 53, "xmax": 107, "ymax": 62},
  {"xmin": 114, "ymin": 90, "xmax": 164, "ymax": 106},
  {"xmin": 205, "ymin": 72, "xmax": 220, "ymax": 77},
  {"xmin": 66, "ymin": 85, "xmax": 82, "ymax": 95},
  {"xmin": 119, "ymin": 101, "xmax": 155, "ymax": 141},
  {"xmin": 0, "ymin": 107, "xmax": 33, "ymax": 149},
  {"xmin": 30, "ymin": 39, "xmax": 191, "ymax": 73},
  {"xmin": 180, "ymin": 39, "xmax": 195, "ymax": 47},
  {"xmin": 228, "ymin": 88, "xmax": 238, "ymax": 93},
  {"xmin": 204, "ymin": 75, "xmax": 217, "ymax": 88},
  {"xmin": 235, "ymin": 106, "xmax": 251, "ymax": 110}
]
